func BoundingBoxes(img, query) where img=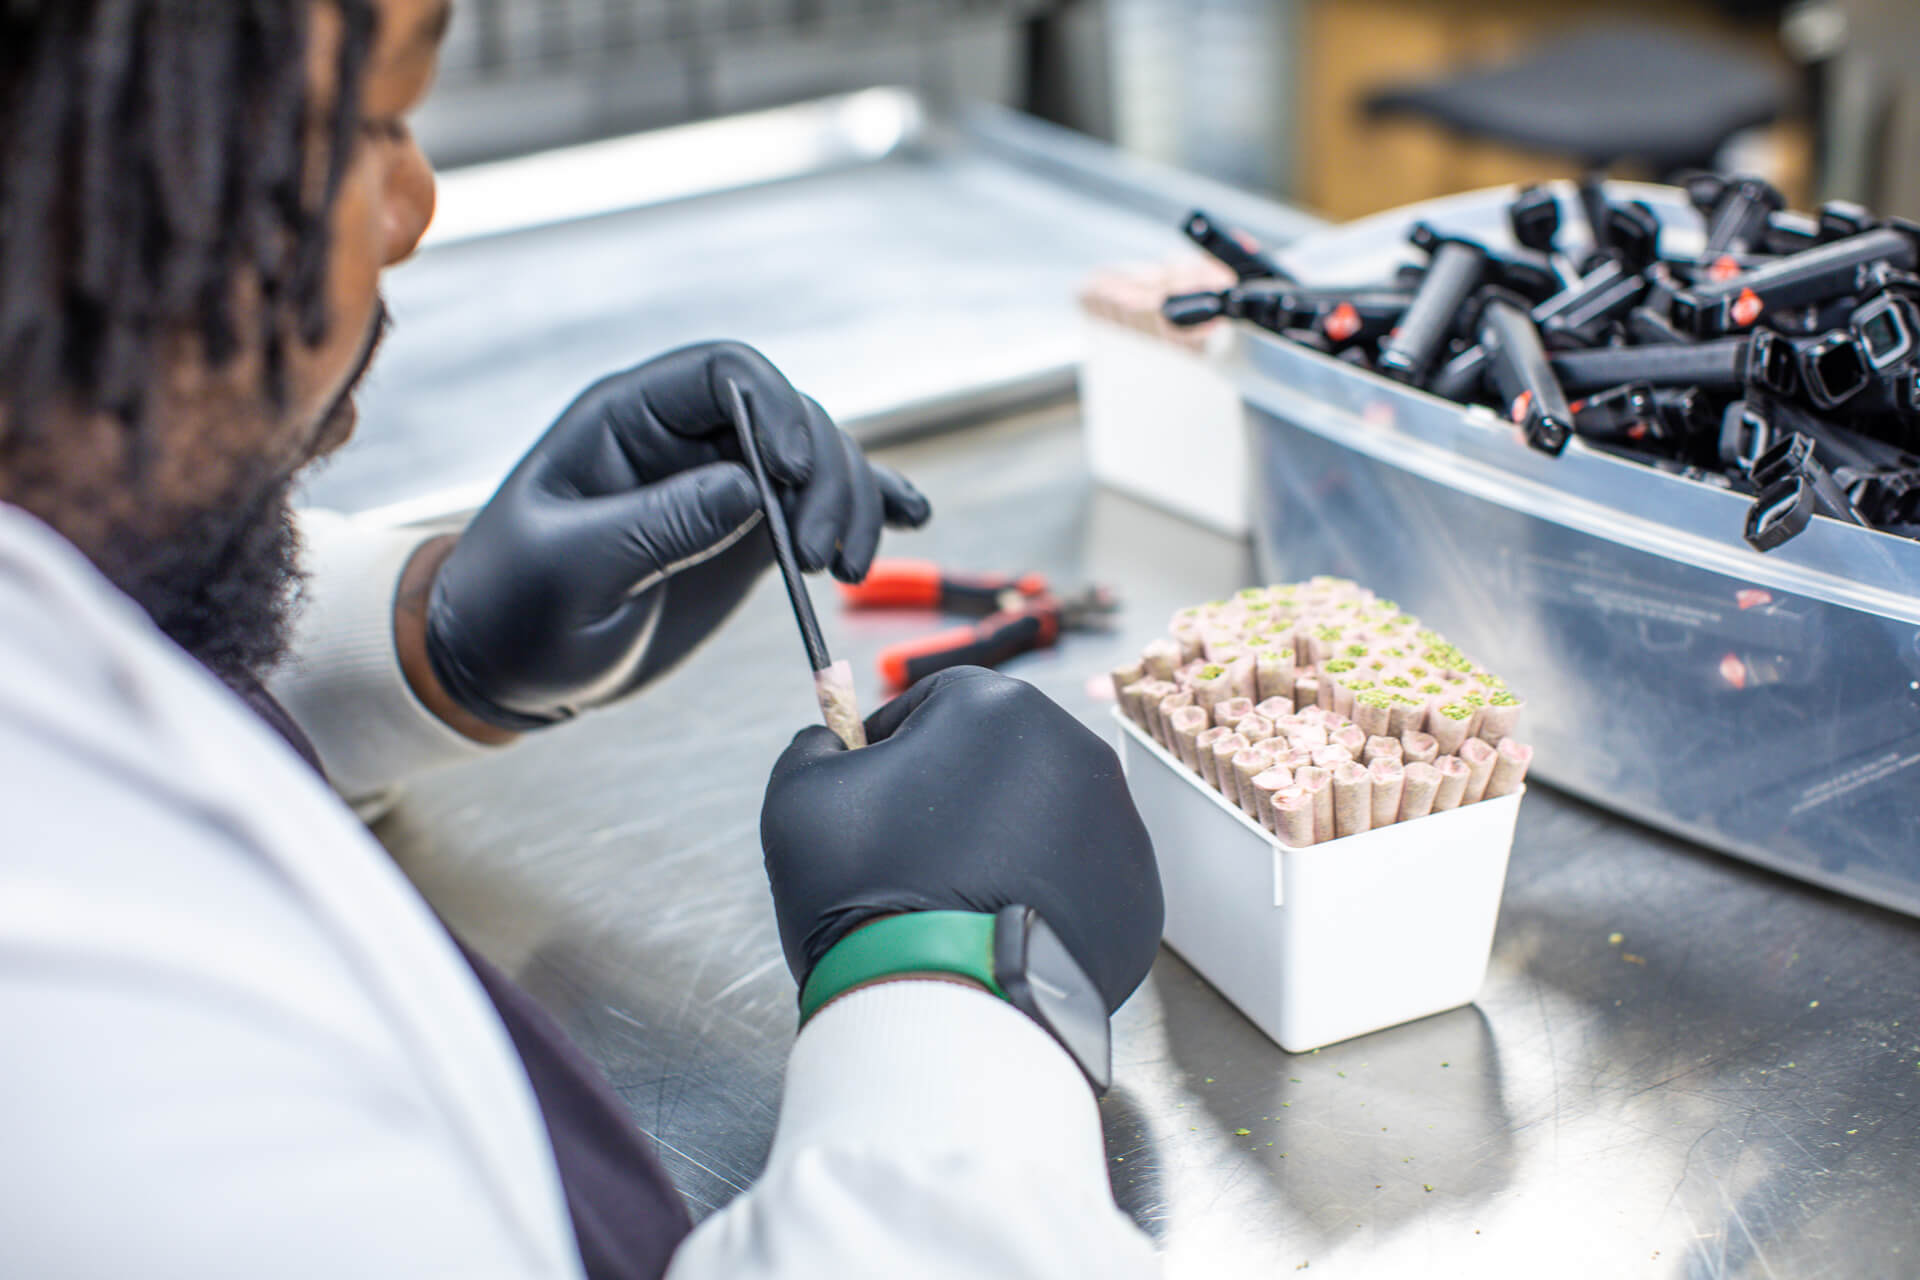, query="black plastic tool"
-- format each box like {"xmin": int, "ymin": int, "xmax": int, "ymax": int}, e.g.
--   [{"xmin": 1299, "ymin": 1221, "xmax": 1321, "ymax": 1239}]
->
[
  {"xmin": 728, "ymin": 380, "xmax": 831, "ymax": 674},
  {"xmin": 1182, "ymin": 209, "xmax": 1289, "ymax": 282},
  {"xmin": 1478, "ymin": 290, "xmax": 1574, "ymax": 454},
  {"xmin": 1672, "ymin": 226, "xmax": 1920, "ymax": 336},
  {"xmin": 1550, "ymin": 337, "xmax": 1752, "ymax": 395}
]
